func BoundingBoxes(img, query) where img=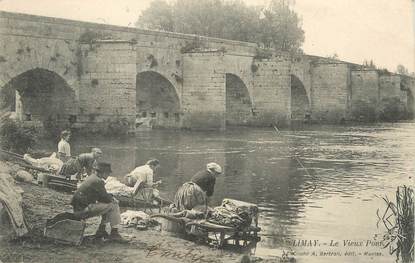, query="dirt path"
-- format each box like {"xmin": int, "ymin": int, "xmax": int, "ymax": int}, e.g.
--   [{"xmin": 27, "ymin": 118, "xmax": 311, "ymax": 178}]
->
[{"xmin": 0, "ymin": 161, "xmax": 275, "ymax": 263}]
